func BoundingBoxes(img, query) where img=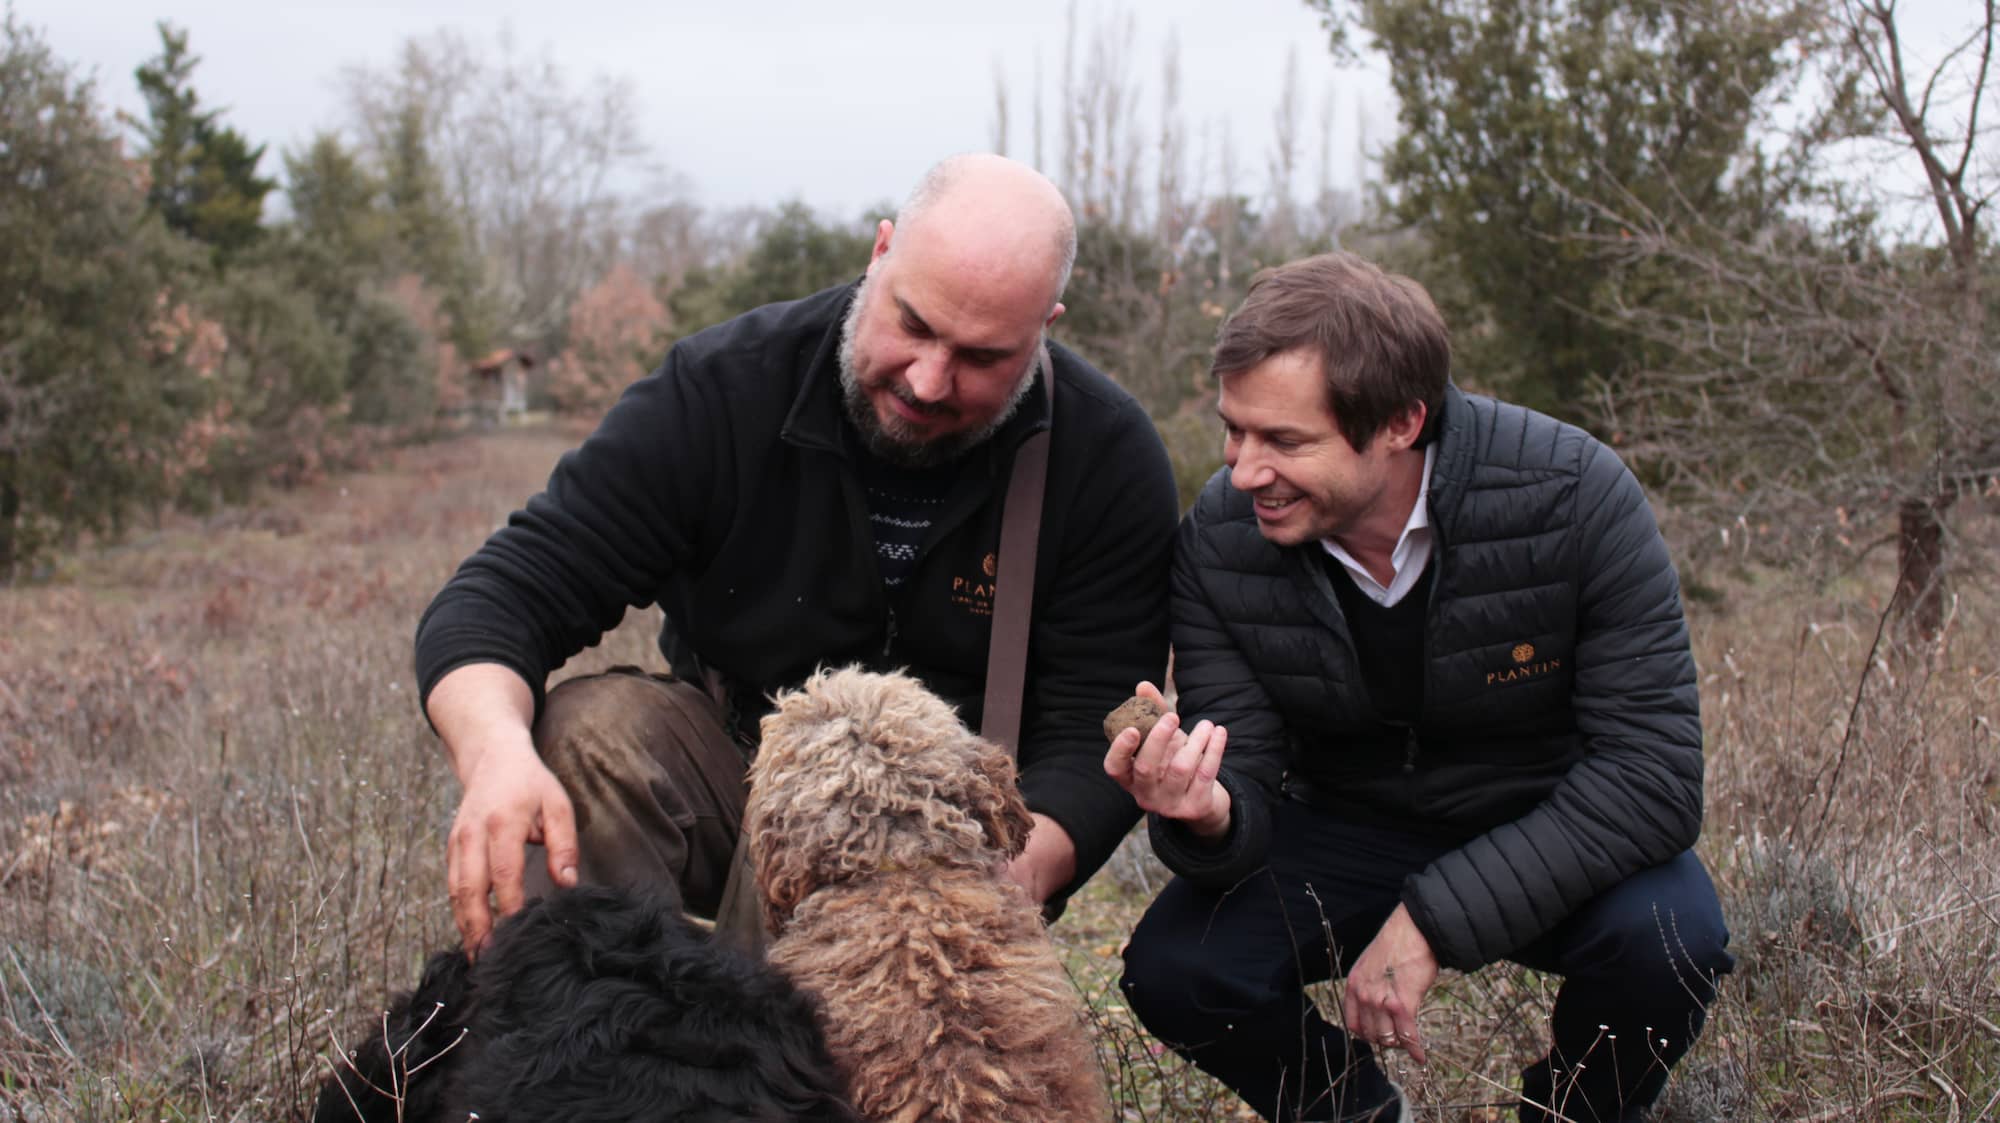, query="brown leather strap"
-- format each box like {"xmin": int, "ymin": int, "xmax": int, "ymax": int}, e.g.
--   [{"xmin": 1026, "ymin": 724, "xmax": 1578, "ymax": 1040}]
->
[
  {"xmin": 981, "ymin": 344, "xmax": 1054, "ymax": 758},
  {"xmin": 712, "ymin": 829, "xmax": 766, "ymax": 955}
]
